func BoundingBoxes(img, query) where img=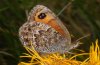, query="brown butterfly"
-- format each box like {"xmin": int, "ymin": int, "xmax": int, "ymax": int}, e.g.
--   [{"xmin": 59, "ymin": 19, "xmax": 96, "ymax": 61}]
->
[{"xmin": 19, "ymin": 5, "xmax": 79, "ymax": 54}]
